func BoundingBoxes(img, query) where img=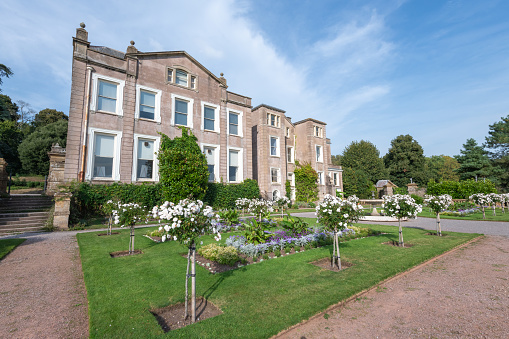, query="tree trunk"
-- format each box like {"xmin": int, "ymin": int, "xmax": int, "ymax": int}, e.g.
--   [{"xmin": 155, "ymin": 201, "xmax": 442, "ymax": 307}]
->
[
  {"xmin": 482, "ymin": 206, "xmax": 486, "ymax": 219},
  {"xmin": 398, "ymin": 218, "xmax": 404, "ymax": 247},
  {"xmin": 436, "ymin": 212, "xmax": 442, "ymax": 236},
  {"xmin": 129, "ymin": 225, "xmax": 135, "ymax": 254},
  {"xmin": 336, "ymin": 230, "xmax": 341, "ymax": 270},
  {"xmin": 184, "ymin": 247, "xmax": 191, "ymax": 320},
  {"xmin": 492, "ymin": 205, "xmax": 496, "ymax": 216},
  {"xmin": 331, "ymin": 229, "xmax": 336, "ymax": 268},
  {"xmin": 191, "ymin": 241, "xmax": 196, "ymax": 323},
  {"xmin": 281, "ymin": 206, "xmax": 284, "ymax": 218},
  {"xmin": 108, "ymin": 215, "xmax": 112, "ymax": 235}
]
